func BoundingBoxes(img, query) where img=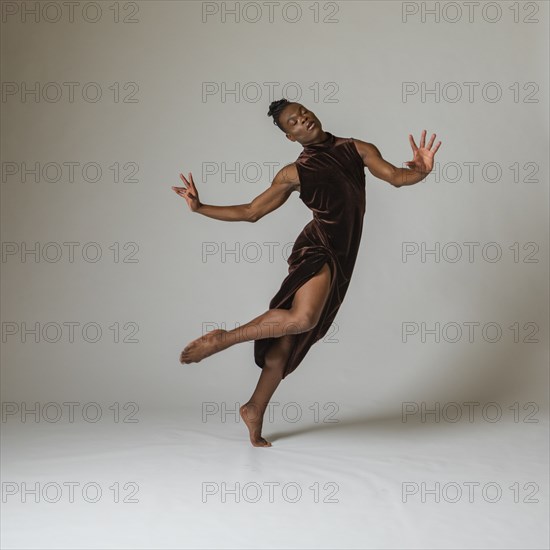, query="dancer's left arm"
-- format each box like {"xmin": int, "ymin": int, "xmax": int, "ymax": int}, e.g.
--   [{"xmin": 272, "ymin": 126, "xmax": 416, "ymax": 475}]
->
[{"xmin": 353, "ymin": 130, "xmax": 442, "ymax": 188}]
